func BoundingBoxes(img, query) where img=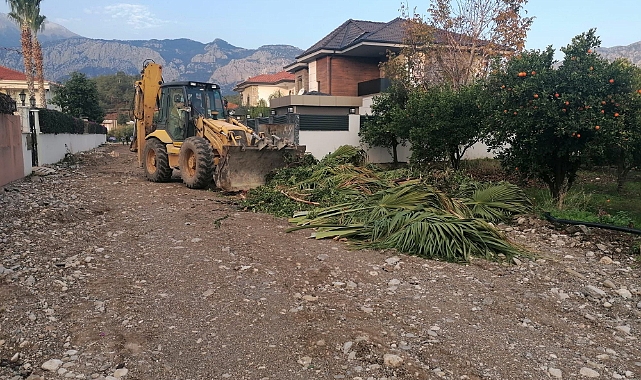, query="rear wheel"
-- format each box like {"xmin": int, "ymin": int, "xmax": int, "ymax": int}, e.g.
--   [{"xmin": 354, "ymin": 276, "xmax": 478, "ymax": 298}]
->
[
  {"xmin": 143, "ymin": 138, "xmax": 172, "ymax": 182},
  {"xmin": 179, "ymin": 137, "xmax": 214, "ymax": 189}
]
